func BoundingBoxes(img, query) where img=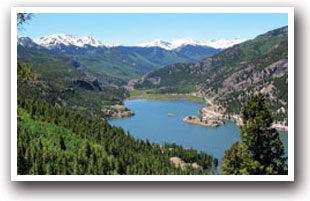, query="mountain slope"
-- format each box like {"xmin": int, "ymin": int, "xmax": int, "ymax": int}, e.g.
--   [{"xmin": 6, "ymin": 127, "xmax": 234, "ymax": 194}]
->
[
  {"xmin": 17, "ymin": 49, "xmax": 129, "ymax": 119},
  {"xmin": 133, "ymin": 26, "xmax": 288, "ymax": 125},
  {"xmin": 18, "ymin": 35, "xmax": 222, "ymax": 80},
  {"xmin": 17, "ymin": 63, "xmax": 219, "ymax": 175},
  {"xmin": 174, "ymin": 44, "xmax": 224, "ymax": 61}
]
